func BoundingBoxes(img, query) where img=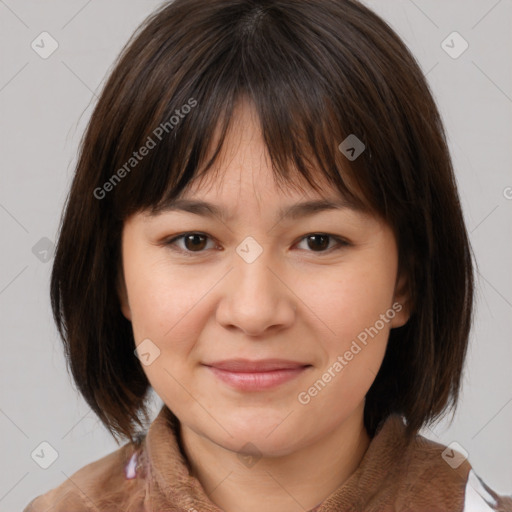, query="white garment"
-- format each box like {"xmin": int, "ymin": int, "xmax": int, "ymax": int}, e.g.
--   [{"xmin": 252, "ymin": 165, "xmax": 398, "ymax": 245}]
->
[{"xmin": 464, "ymin": 469, "xmax": 512, "ymax": 511}]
